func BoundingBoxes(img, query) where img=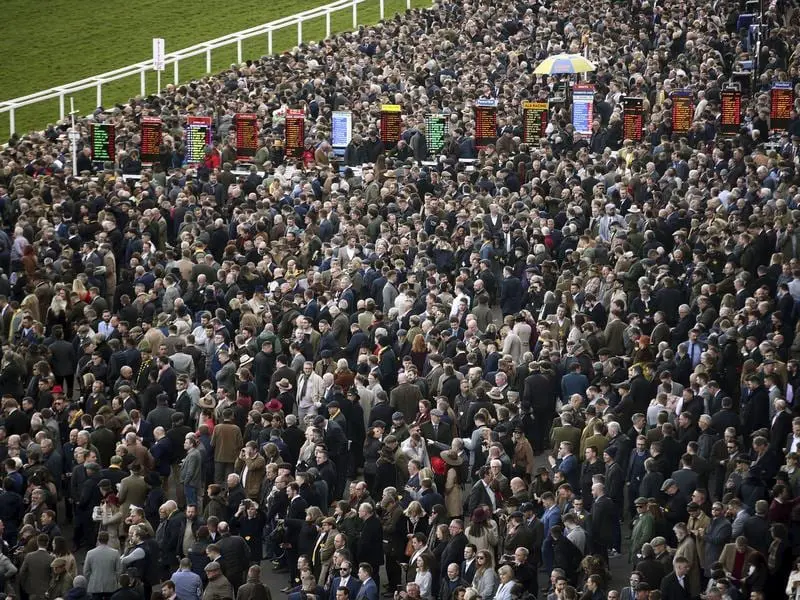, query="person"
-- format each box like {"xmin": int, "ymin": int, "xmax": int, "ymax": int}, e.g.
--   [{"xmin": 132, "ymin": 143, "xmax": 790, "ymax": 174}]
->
[
  {"xmin": 19, "ymin": 533, "xmax": 53, "ymax": 600},
  {"xmin": 235, "ymin": 565, "xmax": 271, "ymax": 600},
  {"xmin": 660, "ymin": 556, "xmax": 692, "ymax": 600},
  {"xmin": 171, "ymin": 558, "xmax": 204, "ymax": 600},
  {"xmin": 203, "ymin": 562, "xmax": 234, "ymax": 600},
  {"xmin": 355, "ymin": 563, "xmax": 378, "ymax": 600},
  {"xmin": 84, "ymin": 531, "xmax": 122, "ymax": 600}
]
